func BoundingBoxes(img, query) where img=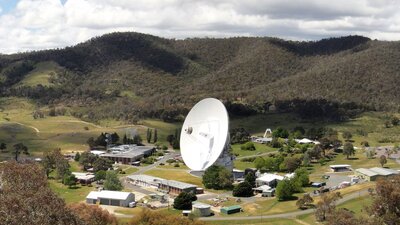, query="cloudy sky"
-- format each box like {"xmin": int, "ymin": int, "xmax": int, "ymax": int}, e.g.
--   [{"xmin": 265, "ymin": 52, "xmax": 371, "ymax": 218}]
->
[{"xmin": 0, "ymin": 0, "xmax": 400, "ymax": 54}]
